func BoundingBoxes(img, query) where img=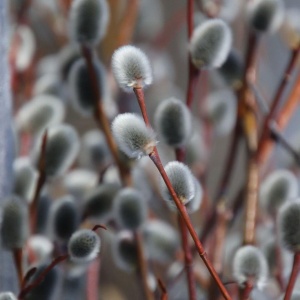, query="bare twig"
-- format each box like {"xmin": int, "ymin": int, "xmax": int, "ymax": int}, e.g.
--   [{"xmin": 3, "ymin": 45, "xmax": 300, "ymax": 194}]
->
[{"xmin": 284, "ymin": 252, "xmax": 300, "ymax": 300}]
